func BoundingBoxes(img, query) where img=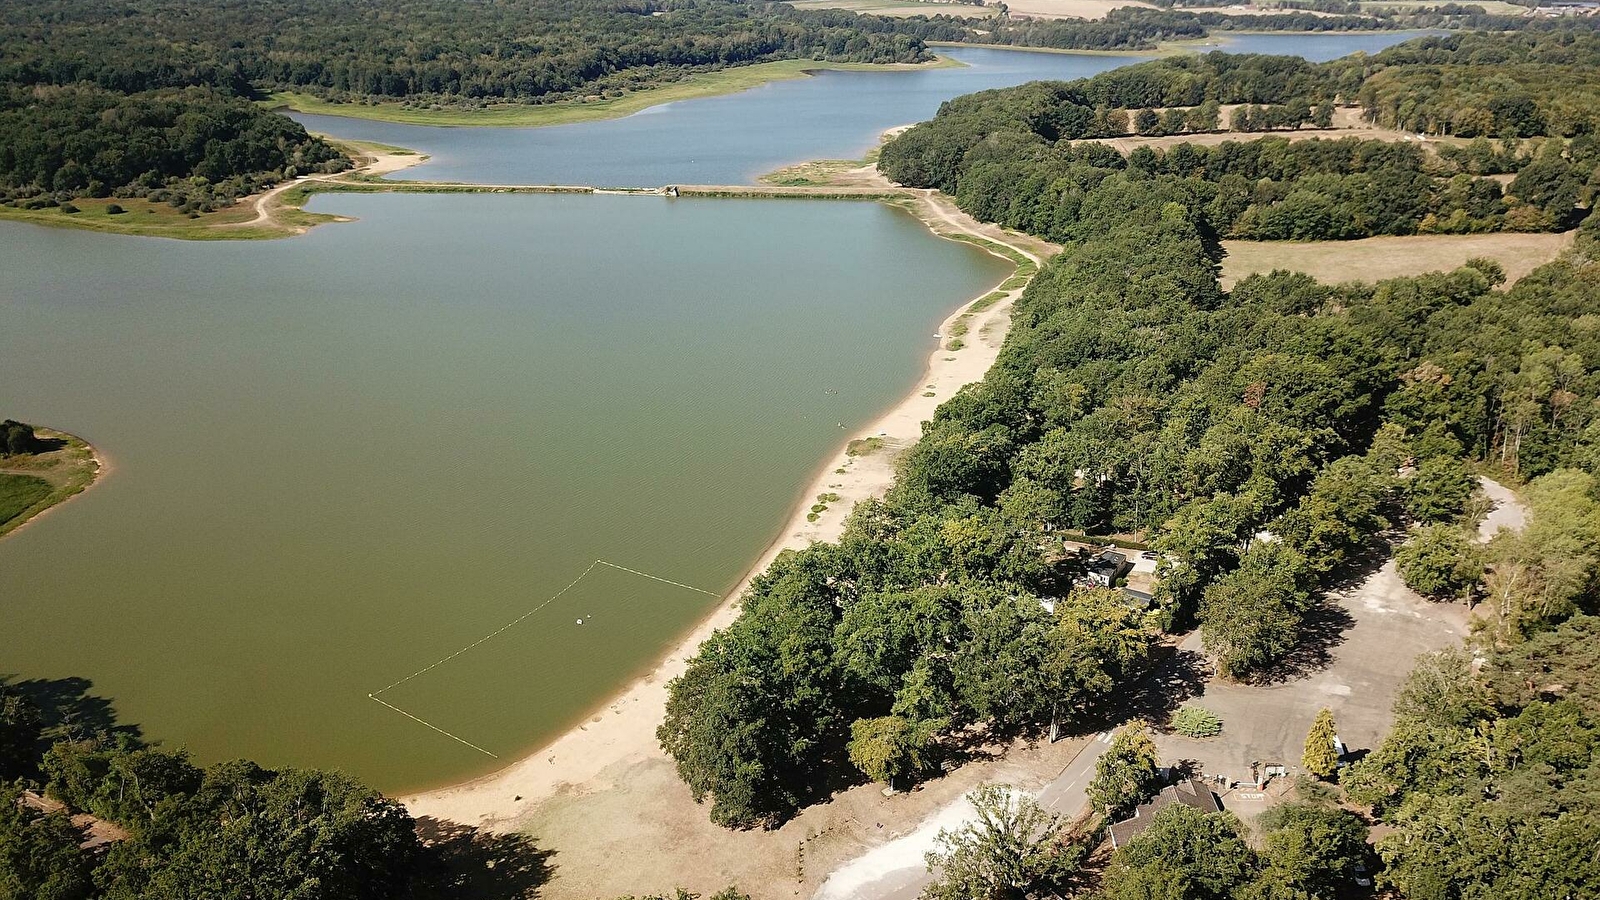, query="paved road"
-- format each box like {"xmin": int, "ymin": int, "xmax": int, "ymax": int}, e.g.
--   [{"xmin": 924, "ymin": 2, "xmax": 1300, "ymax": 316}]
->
[{"xmin": 812, "ymin": 731, "xmax": 1115, "ymax": 900}]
